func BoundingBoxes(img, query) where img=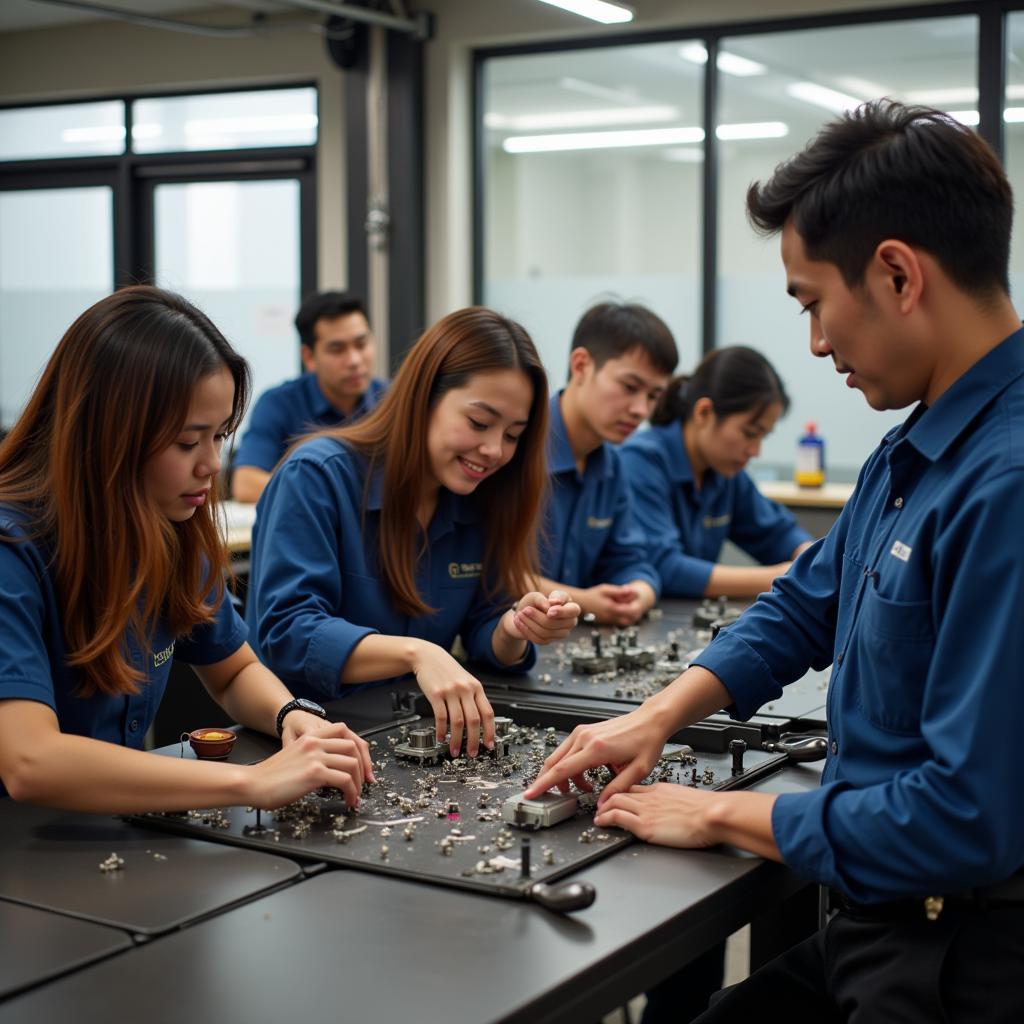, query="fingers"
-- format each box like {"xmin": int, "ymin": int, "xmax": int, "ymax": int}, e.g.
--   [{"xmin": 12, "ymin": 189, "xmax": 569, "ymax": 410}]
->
[
  {"xmin": 591, "ymin": 805, "xmax": 645, "ymax": 838},
  {"xmin": 321, "ymin": 723, "xmax": 375, "ymax": 783},
  {"xmin": 514, "ymin": 601, "xmax": 581, "ymax": 643},
  {"xmin": 447, "ymin": 696, "xmax": 465, "ymax": 759},
  {"xmin": 525, "ymin": 747, "xmax": 600, "ymax": 797},
  {"xmin": 429, "ymin": 696, "xmax": 449, "ymax": 746},
  {"xmin": 322, "ymin": 753, "xmax": 364, "ymax": 807},
  {"xmin": 476, "ymin": 689, "xmax": 495, "ymax": 752},
  {"xmin": 595, "ymin": 760, "xmax": 650, "ymax": 805}
]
